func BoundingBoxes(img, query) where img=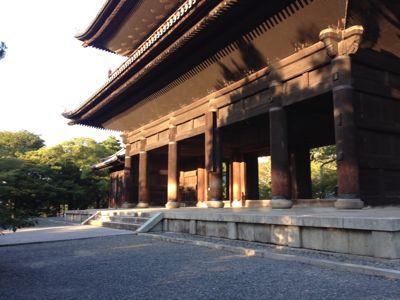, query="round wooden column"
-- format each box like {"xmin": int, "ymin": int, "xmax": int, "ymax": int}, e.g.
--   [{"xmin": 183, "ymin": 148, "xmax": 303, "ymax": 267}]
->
[
  {"xmin": 232, "ymin": 161, "xmax": 242, "ymax": 202},
  {"xmin": 269, "ymin": 82, "xmax": 292, "ymax": 209},
  {"xmin": 205, "ymin": 110, "xmax": 224, "ymax": 208},
  {"xmin": 121, "ymin": 151, "xmax": 136, "ymax": 208},
  {"xmin": 332, "ymin": 55, "xmax": 363, "ymax": 209},
  {"xmin": 137, "ymin": 140, "xmax": 149, "ymax": 208},
  {"xmin": 166, "ymin": 139, "xmax": 179, "ymax": 209}
]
